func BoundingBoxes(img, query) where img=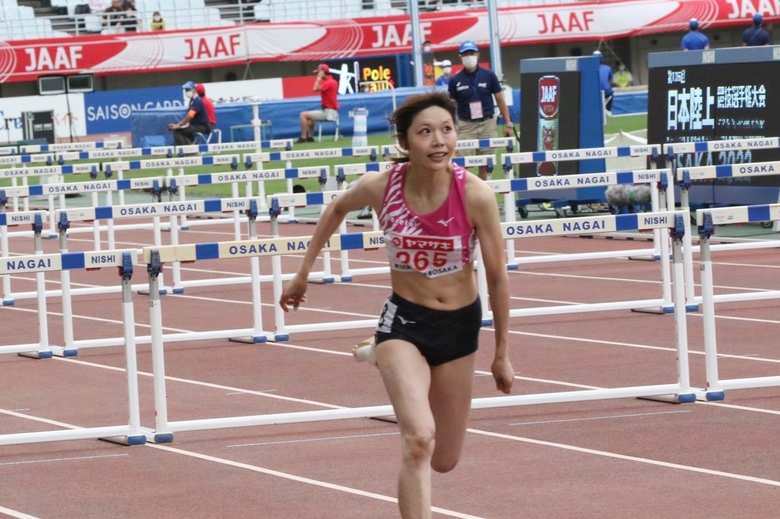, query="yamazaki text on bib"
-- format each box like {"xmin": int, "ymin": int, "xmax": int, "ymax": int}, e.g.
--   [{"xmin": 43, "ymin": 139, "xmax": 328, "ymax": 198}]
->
[{"xmin": 388, "ymin": 235, "xmax": 463, "ymax": 278}]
